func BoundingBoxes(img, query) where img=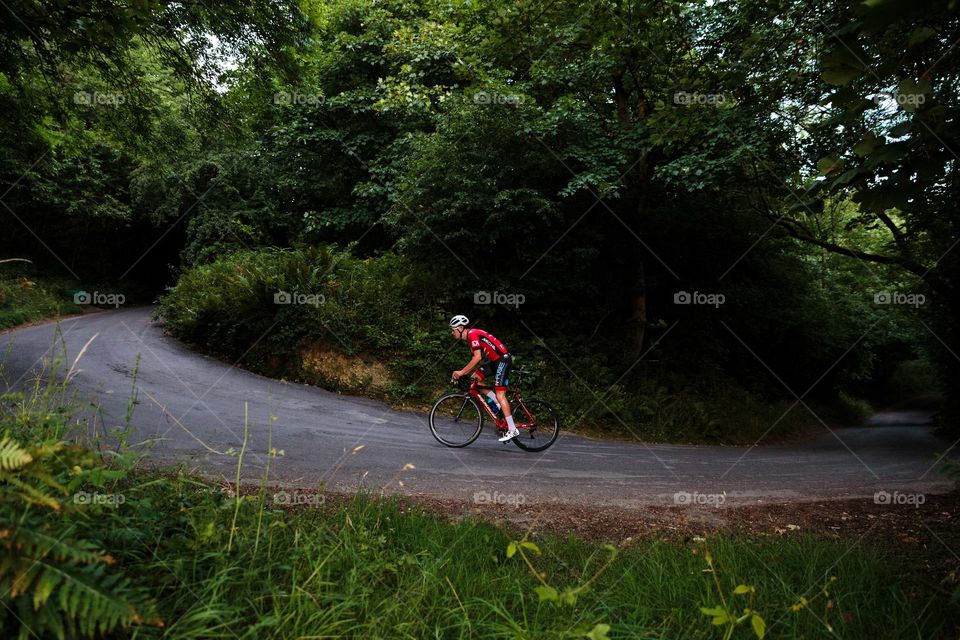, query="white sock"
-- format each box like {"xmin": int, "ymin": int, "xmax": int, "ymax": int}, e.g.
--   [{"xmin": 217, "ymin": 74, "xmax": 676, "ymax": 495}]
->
[
  {"xmin": 485, "ymin": 391, "xmax": 501, "ymax": 409},
  {"xmin": 506, "ymin": 415, "xmax": 516, "ymax": 431}
]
